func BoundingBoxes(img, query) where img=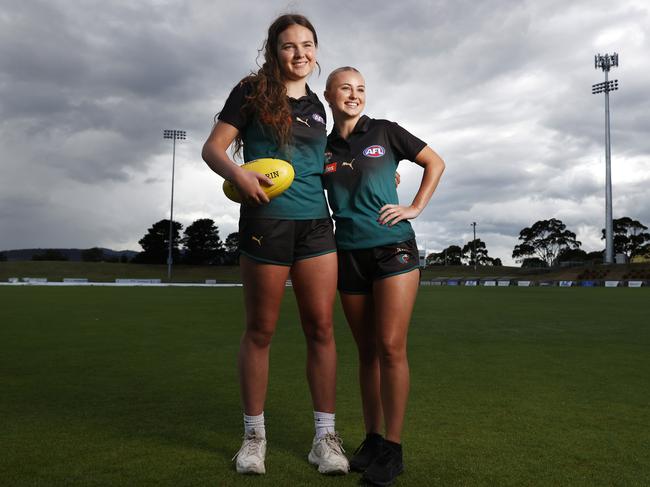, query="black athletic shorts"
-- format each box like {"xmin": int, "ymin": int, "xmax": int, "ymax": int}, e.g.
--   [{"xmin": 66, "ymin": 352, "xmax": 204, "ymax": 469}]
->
[
  {"xmin": 239, "ymin": 217, "xmax": 336, "ymax": 266},
  {"xmin": 337, "ymin": 238, "xmax": 420, "ymax": 294}
]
